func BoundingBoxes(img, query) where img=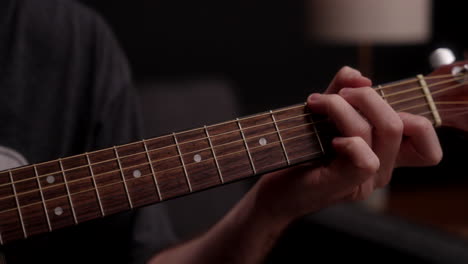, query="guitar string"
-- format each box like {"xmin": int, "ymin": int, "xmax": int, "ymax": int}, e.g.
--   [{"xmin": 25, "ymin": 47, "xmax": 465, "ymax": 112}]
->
[
  {"xmin": 0, "ymin": 121, "xmax": 329, "ymax": 201},
  {"xmin": 2, "ymin": 73, "xmax": 464, "ymax": 180},
  {"xmin": 380, "ymin": 75, "xmax": 466, "ymax": 99},
  {"xmin": 417, "ymin": 107, "xmax": 468, "ymax": 119},
  {"xmin": 4, "ymin": 73, "xmax": 465, "ymax": 182},
  {"xmin": 4, "ymin": 100, "xmax": 462, "ymax": 215},
  {"xmin": 1, "ymin": 77, "xmax": 467, "ymax": 204},
  {"xmin": 397, "ymin": 101, "xmax": 468, "ymax": 113},
  {"xmin": 0, "ymin": 72, "xmax": 465, "ymax": 237},
  {"xmin": 387, "ymin": 81, "xmax": 466, "ymax": 107},
  {"xmin": 435, "ymin": 101, "xmax": 468, "ymax": 105},
  {"xmin": 2, "ymin": 72, "xmax": 461, "ymax": 176},
  {"xmin": 373, "ymin": 73, "xmax": 461, "ymax": 91},
  {"xmin": 2, "ymin": 106, "xmax": 309, "ymax": 177},
  {"xmin": 0, "ymin": 73, "xmax": 466, "ymax": 190},
  {"xmin": 0, "ymin": 113, "xmax": 321, "ymax": 188},
  {"xmin": 431, "ymin": 79, "xmax": 468, "ymax": 96},
  {"xmin": 4, "ymin": 97, "xmax": 468, "ymax": 207},
  {"xmin": 2, "ymin": 75, "xmax": 466, "ymax": 214},
  {"xmin": 0, "ymin": 131, "xmax": 325, "ymax": 215}
]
